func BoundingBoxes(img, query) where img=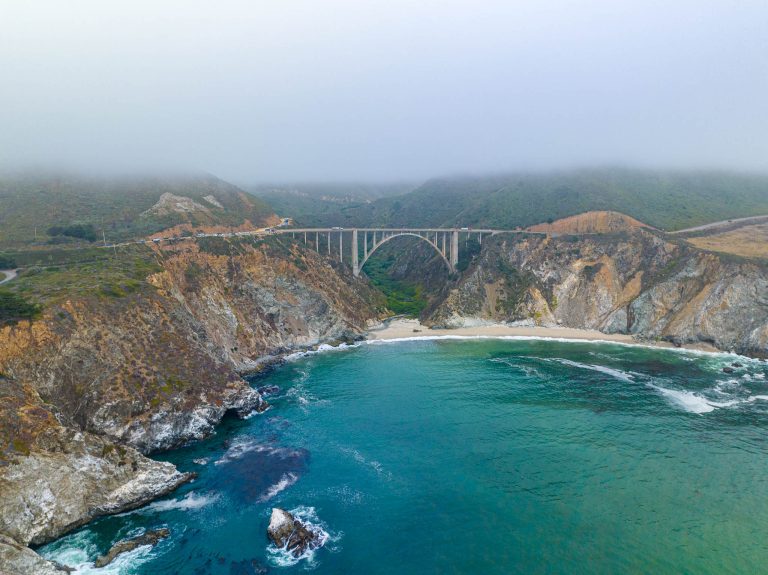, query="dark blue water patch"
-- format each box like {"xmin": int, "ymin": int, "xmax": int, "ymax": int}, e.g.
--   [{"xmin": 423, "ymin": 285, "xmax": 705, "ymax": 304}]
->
[{"xmin": 208, "ymin": 439, "xmax": 309, "ymax": 503}]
